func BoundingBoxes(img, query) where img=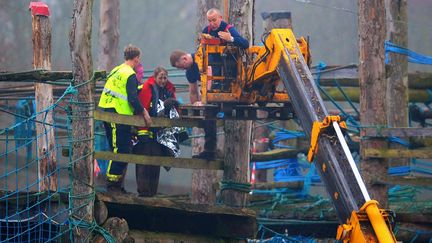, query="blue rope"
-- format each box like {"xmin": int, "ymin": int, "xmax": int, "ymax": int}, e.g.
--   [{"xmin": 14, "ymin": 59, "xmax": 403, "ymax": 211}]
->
[{"xmin": 385, "ymin": 41, "xmax": 432, "ymax": 65}]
